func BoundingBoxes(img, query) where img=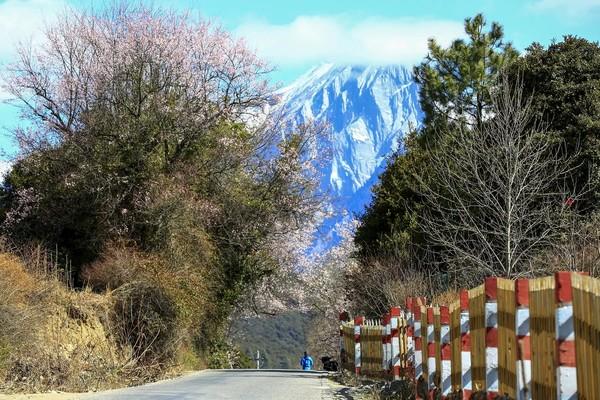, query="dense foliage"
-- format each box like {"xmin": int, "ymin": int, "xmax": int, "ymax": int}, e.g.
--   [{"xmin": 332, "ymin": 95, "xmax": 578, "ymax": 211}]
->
[
  {"xmin": 512, "ymin": 36, "xmax": 600, "ymax": 209},
  {"xmin": 0, "ymin": 4, "xmax": 323, "ymax": 368}
]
